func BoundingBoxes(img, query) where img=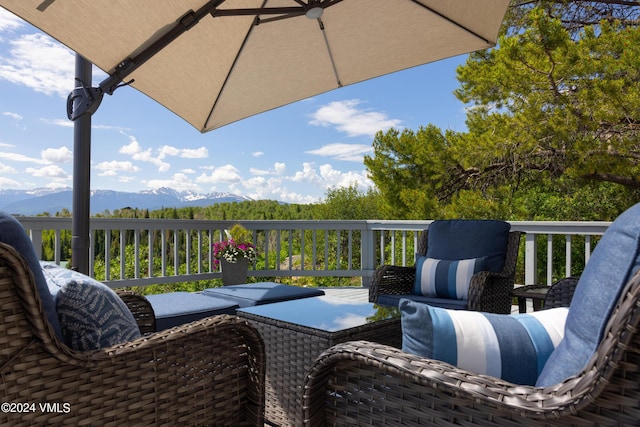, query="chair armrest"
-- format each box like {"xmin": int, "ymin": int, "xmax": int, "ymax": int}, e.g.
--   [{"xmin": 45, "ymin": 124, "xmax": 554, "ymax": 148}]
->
[
  {"xmin": 115, "ymin": 289, "xmax": 157, "ymax": 334},
  {"xmin": 56, "ymin": 315, "xmax": 266, "ymax": 426},
  {"xmin": 369, "ymin": 265, "xmax": 416, "ymax": 303},
  {"xmin": 303, "ymin": 340, "xmax": 583, "ymax": 425},
  {"xmin": 544, "ymin": 276, "xmax": 579, "ymax": 309},
  {"xmin": 467, "ymin": 270, "xmax": 514, "ymax": 314}
]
